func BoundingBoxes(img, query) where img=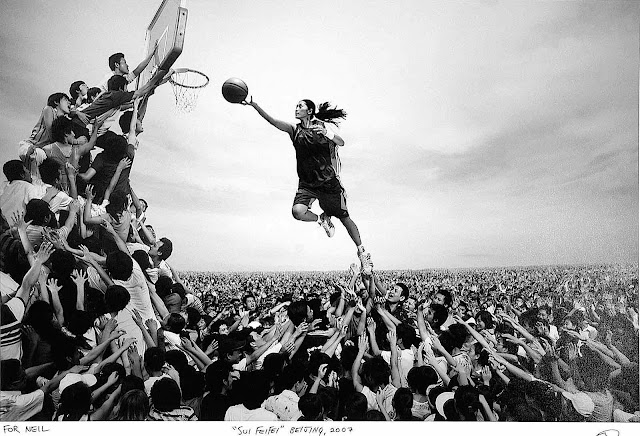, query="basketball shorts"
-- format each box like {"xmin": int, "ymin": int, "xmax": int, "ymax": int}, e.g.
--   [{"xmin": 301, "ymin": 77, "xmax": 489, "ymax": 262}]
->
[{"xmin": 293, "ymin": 178, "xmax": 349, "ymax": 219}]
